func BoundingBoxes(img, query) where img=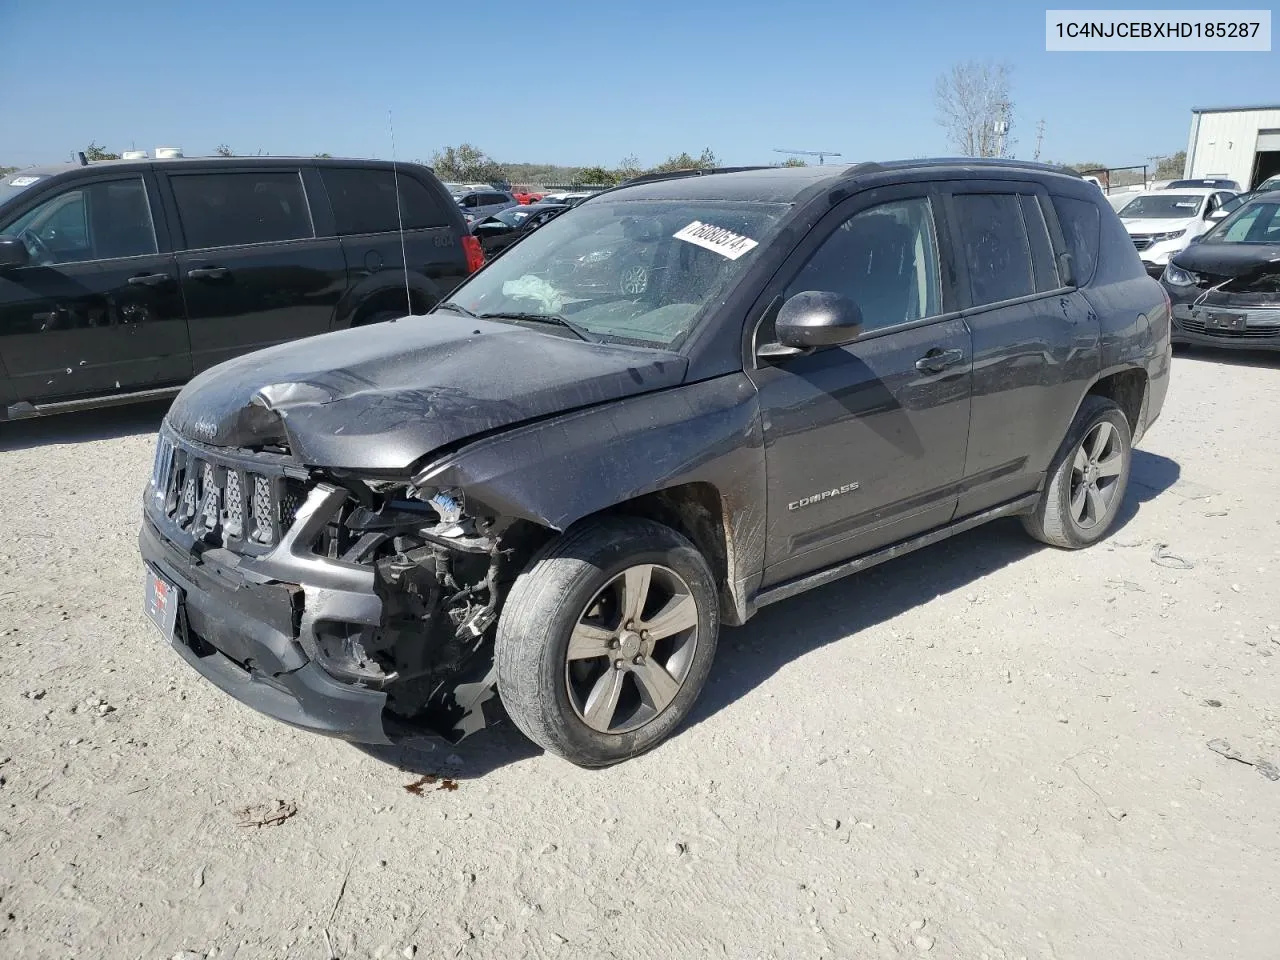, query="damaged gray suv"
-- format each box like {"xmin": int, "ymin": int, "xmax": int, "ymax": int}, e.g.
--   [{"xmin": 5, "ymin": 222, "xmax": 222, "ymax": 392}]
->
[{"xmin": 140, "ymin": 161, "xmax": 1171, "ymax": 767}]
